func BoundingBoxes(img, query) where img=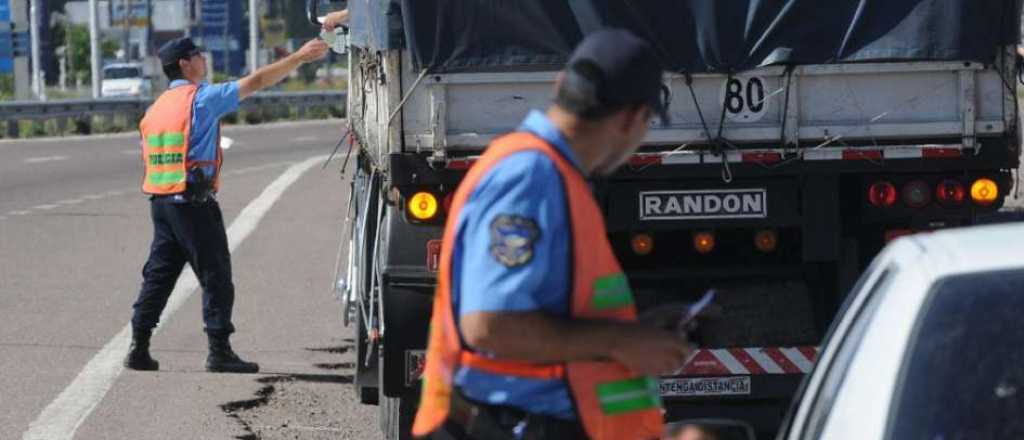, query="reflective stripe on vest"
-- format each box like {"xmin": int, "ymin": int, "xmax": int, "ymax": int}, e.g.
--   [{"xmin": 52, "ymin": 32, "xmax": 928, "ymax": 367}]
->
[
  {"xmin": 139, "ymin": 84, "xmax": 224, "ymax": 195},
  {"xmin": 412, "ymin": 132, "xmax": 665, "ymax": 440}
]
